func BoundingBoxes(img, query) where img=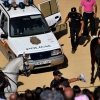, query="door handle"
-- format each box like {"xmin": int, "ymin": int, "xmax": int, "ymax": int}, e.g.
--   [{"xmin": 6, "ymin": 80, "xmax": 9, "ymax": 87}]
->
[{"xmin": 55, "ymin": 16, "xmax": 59, "ymax": 19}]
